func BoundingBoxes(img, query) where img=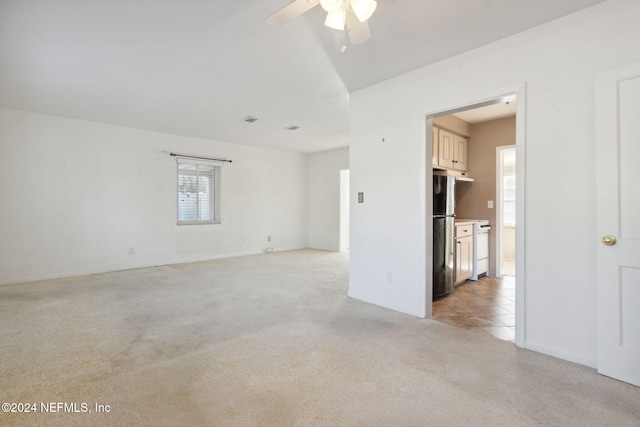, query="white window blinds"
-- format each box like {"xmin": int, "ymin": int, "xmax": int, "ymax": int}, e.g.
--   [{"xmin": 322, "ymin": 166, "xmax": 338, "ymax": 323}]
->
[{"xmin": 177, "ymin": 158, "xmax": 221, "ymax": 224}]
